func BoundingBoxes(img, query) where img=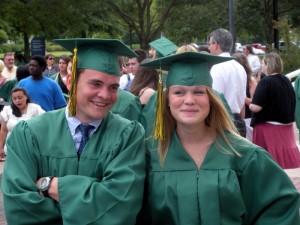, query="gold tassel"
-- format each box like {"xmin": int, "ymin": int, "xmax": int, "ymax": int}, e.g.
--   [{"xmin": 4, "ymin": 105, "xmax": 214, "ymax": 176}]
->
[
  {"xmin": 154, "ymin": 67, "xmax": 164, "ymax": 140},
  {"xmin": 68, "ymin": 48, "xmax": 78, "ymax": 116}
]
